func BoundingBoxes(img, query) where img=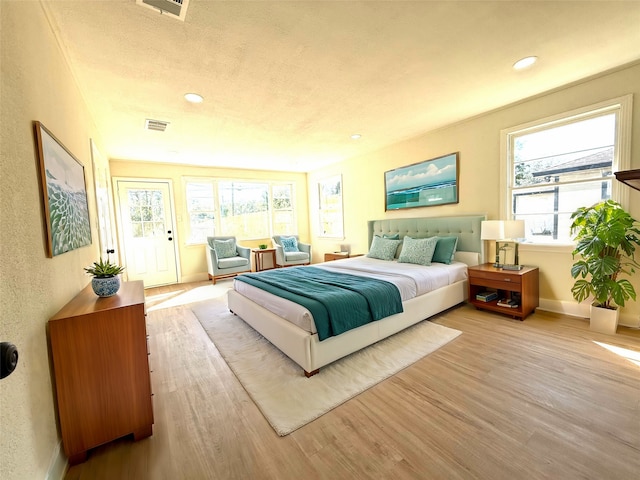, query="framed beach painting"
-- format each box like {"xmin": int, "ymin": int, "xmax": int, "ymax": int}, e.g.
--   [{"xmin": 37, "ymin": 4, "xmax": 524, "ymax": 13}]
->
[
  {"xmin": 384, "ymin": 152, "xmax": 459, "ymax": 211},
  {"xmin": 34, "ymin": 121, "xmax": 92, "ymax": 257}
]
